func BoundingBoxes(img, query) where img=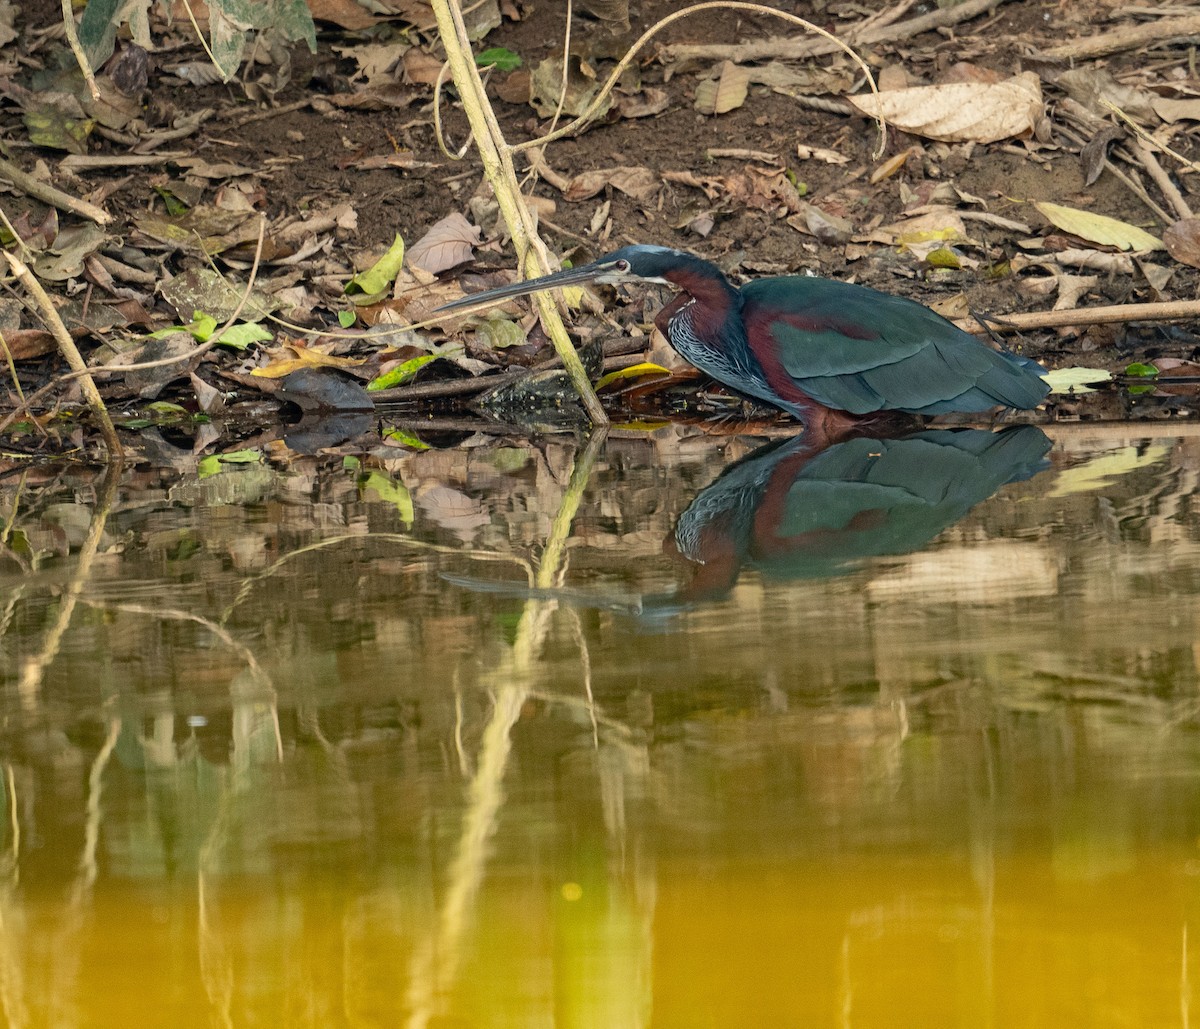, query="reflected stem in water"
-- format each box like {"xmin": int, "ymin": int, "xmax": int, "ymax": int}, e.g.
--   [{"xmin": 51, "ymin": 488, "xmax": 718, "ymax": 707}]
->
[
  {"xmin": 405, "ymin": 428, "xmax": 607, "ymax": 1029},
  {"xmin": 219, "ymin": 534, "xmax": 536, "ymax": 626},
  {"xmin": 17, "ymin": 460, "xmax": 121, "ymax": 711},
  {"xmin": 0, "ymin": 765, "xmax": 25, "ymax": 1029}
]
